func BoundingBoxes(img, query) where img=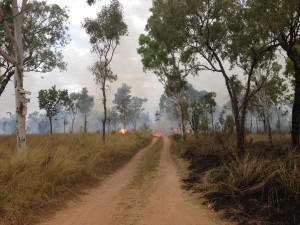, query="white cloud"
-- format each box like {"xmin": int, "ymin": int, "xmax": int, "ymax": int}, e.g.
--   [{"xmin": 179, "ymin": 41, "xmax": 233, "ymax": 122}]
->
[{"xmin": 0, "ymin": 0, "xmax": 228, "ymax": 119}]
